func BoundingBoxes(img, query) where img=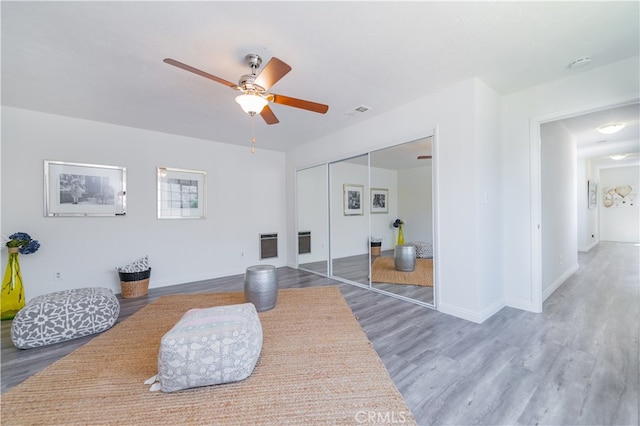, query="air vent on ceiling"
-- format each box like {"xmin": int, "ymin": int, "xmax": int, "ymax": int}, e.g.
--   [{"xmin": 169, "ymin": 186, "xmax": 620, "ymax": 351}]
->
[{"xmin": 345, "ymin": 105, "xmax": 372, "ymax": 116}]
